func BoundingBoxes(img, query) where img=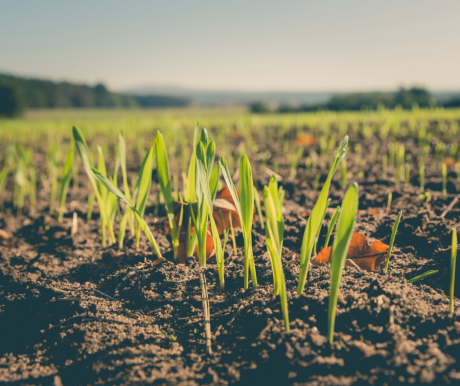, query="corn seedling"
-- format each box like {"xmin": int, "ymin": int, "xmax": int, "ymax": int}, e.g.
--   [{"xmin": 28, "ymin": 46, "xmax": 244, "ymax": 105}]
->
[
  {"xmin": 324, "ymin": 206, "xmax": 340, "ymax": 250},
  {"xmin": 382, "ymin": 154, "xmax": 388, "ymax": 179},
  {"xmin": 407, "ymin": 270, "xmax": 438, "ymax": 283},
  {"xmin": 384, "ymin": 211, "xmax": 402, "ymax": 272},
  {"xmin": 58, "ymin": 141, "xmax": 74, "ymax": 222},
  {"xmin": 419, "ymin": 162, "xmax": 425, "ymax": 191},
  {"xmin": 220, "ymin": 154, "xmax": 258, "ymax": 289},
  {"xmin": 119, "ymin": 131, "xmax": 135, "ymax": 237},
  {"xmin": 195, "ymin": 134, "xmax": 227, "ymax": 287},
  {"xmin": 298, "ymin": 136, "xmax": 348, "ymax": 295},
  {"xmin": 92, "ymin": 168, "xmax": 162, "ymax": 258},
  {"xmin": 314, "ymin": 198, "xmax": 331, "ymax": 256},
  {"xmin": 386, "ymin": 192, "xmax": 392, "ymax": 215},
  {"xmin": 328, "ymin": 182, "xmax": 359, "ymax": 343},
  {"xmin": 450, "ymin": 228, "xmax": 457, "ymax": 314},
  {"xmin": 73, "ymin": 126, "xmax": 115, "ymax": 245},
  {"xmin": 156, "ymin": 131, "xmax": 182, "ymax": 259},
  {"xmin": 442, "ymin": 162, "xmax": 447, "ymax": 197},
  {"xmin": 263, "ymin": 176, "xmax": 290, "ymax": 331},
  {"xmin": 253, "ymin": 186, "xmax": 264, "ymax": 229}
]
